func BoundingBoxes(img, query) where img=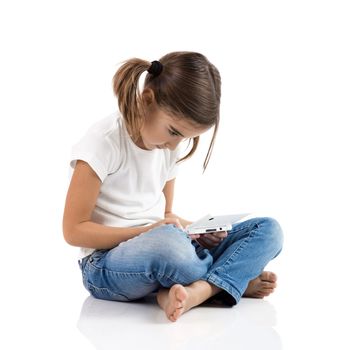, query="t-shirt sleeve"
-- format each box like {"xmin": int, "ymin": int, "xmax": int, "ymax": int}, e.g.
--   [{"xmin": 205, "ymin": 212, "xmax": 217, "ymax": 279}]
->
[{"xmin": 70, "ymin": 132, "xmax": 117, "ymax": 183}]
